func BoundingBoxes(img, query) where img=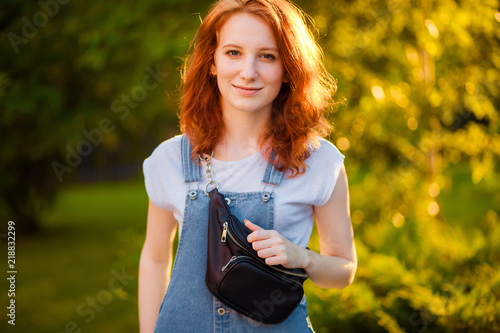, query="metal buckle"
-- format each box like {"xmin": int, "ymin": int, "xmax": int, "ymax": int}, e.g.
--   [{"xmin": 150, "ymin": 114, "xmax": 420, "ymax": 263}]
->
[{"xmin": 199, "ymin": 152, "xmax": 219, "ymax": 196}]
